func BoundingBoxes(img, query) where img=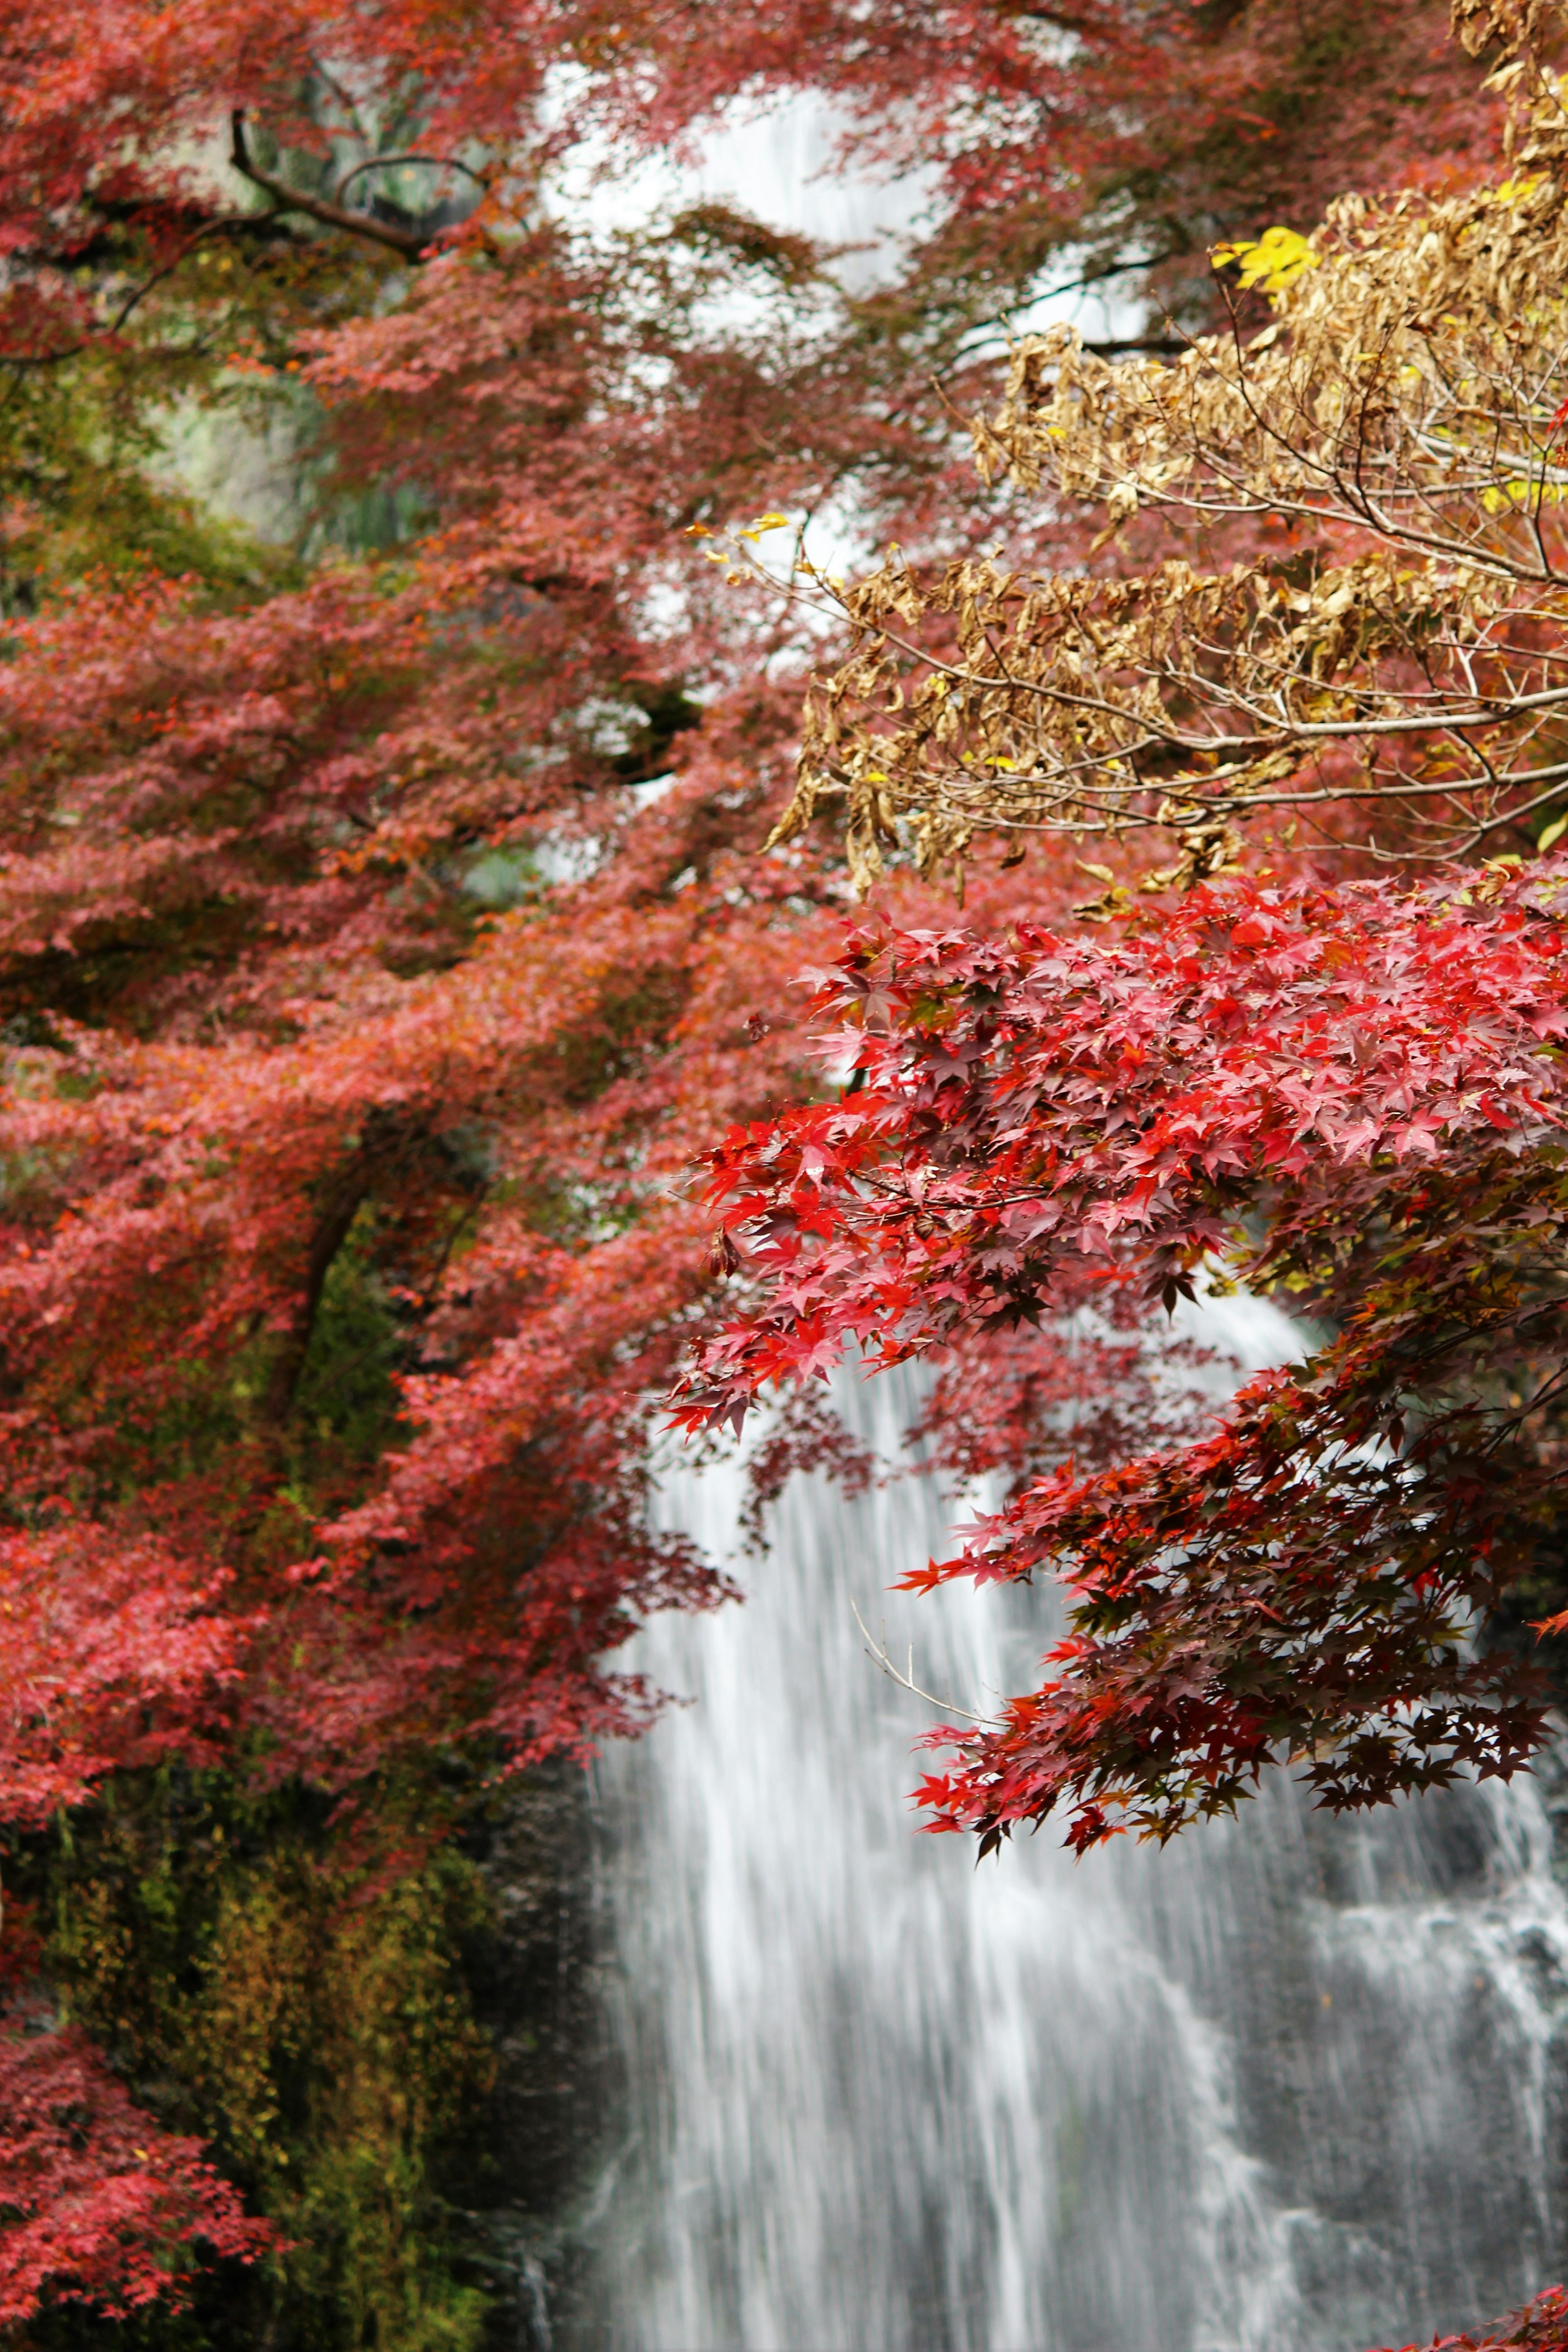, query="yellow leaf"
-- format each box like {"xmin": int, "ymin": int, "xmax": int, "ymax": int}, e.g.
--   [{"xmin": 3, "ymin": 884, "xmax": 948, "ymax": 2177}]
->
[
  {"xmin": 1480, "ymin": 478, "xmax": 1558, "ymax": 512},
  {"xmin": 1212, "ymin": 225, "xmax": 1319, "ymax": 299},
  {"xmin": 1539, "ymin": 813, "xmax": 1568, "ymax": 853},
  {"xmin": 739, "ymin": 513, "xmax": 792, "ymax": 540}
]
